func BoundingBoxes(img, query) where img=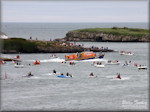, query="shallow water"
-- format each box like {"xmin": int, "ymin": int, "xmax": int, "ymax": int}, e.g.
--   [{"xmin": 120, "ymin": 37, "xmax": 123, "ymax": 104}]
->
[{"xmin": 1, "ymin": 42, "xmax": 149, "ymax": 111}]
